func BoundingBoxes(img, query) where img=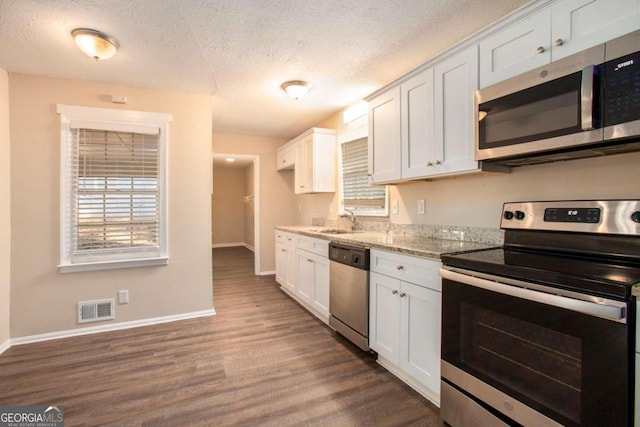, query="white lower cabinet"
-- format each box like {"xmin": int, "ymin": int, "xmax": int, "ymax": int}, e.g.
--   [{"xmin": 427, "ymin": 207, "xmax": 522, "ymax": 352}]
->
[
  {"xmin": 369, "ymin": 250, "xmax": 442, "ymax": 405},
  {"xmin": 275, "ymin": 230, "xmax": 330, "ymax": 324},
  {"xmin": 296, "ymin": 248, "xmax": 330, "ymax": 319},
  {"xmin": 275, "ymin": 231, "xmax": 296, "ymax": 293}
]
